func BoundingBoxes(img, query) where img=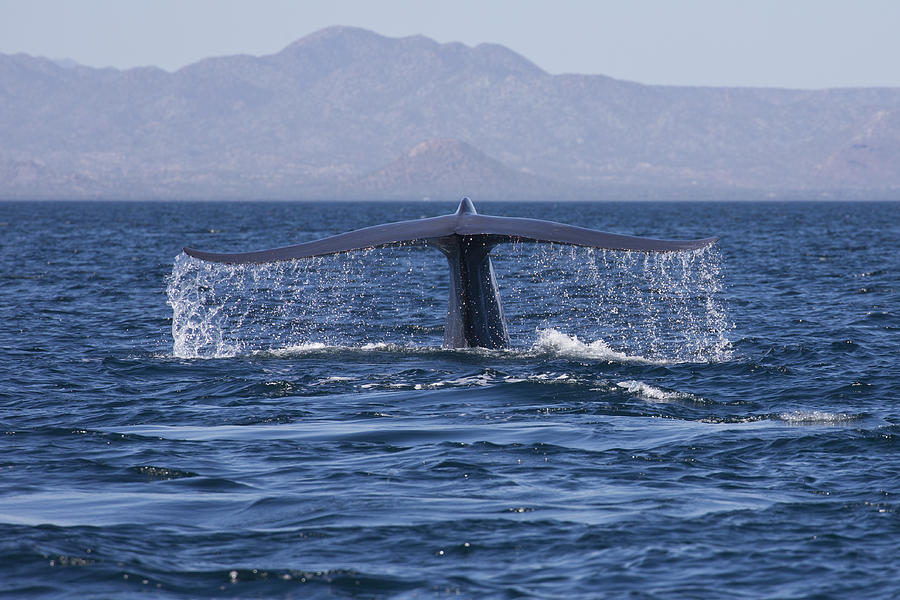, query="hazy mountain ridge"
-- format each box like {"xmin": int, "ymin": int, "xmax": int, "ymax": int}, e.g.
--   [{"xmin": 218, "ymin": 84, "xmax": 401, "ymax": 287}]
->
[
  {"xmin": 2, "ymin": 25, "xmax": 899, "ymax": 199},
  {"xmin": 342, "ymin": 138, "xmax": 569, "ymax": 200}
]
